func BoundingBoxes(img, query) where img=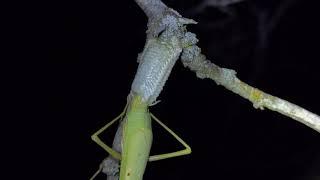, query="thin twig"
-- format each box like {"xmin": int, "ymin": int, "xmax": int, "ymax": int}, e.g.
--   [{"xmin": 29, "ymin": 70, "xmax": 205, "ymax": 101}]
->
[{"xmin": 181, "ymin": 45, "xmax": 320, "ymax": 133}]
